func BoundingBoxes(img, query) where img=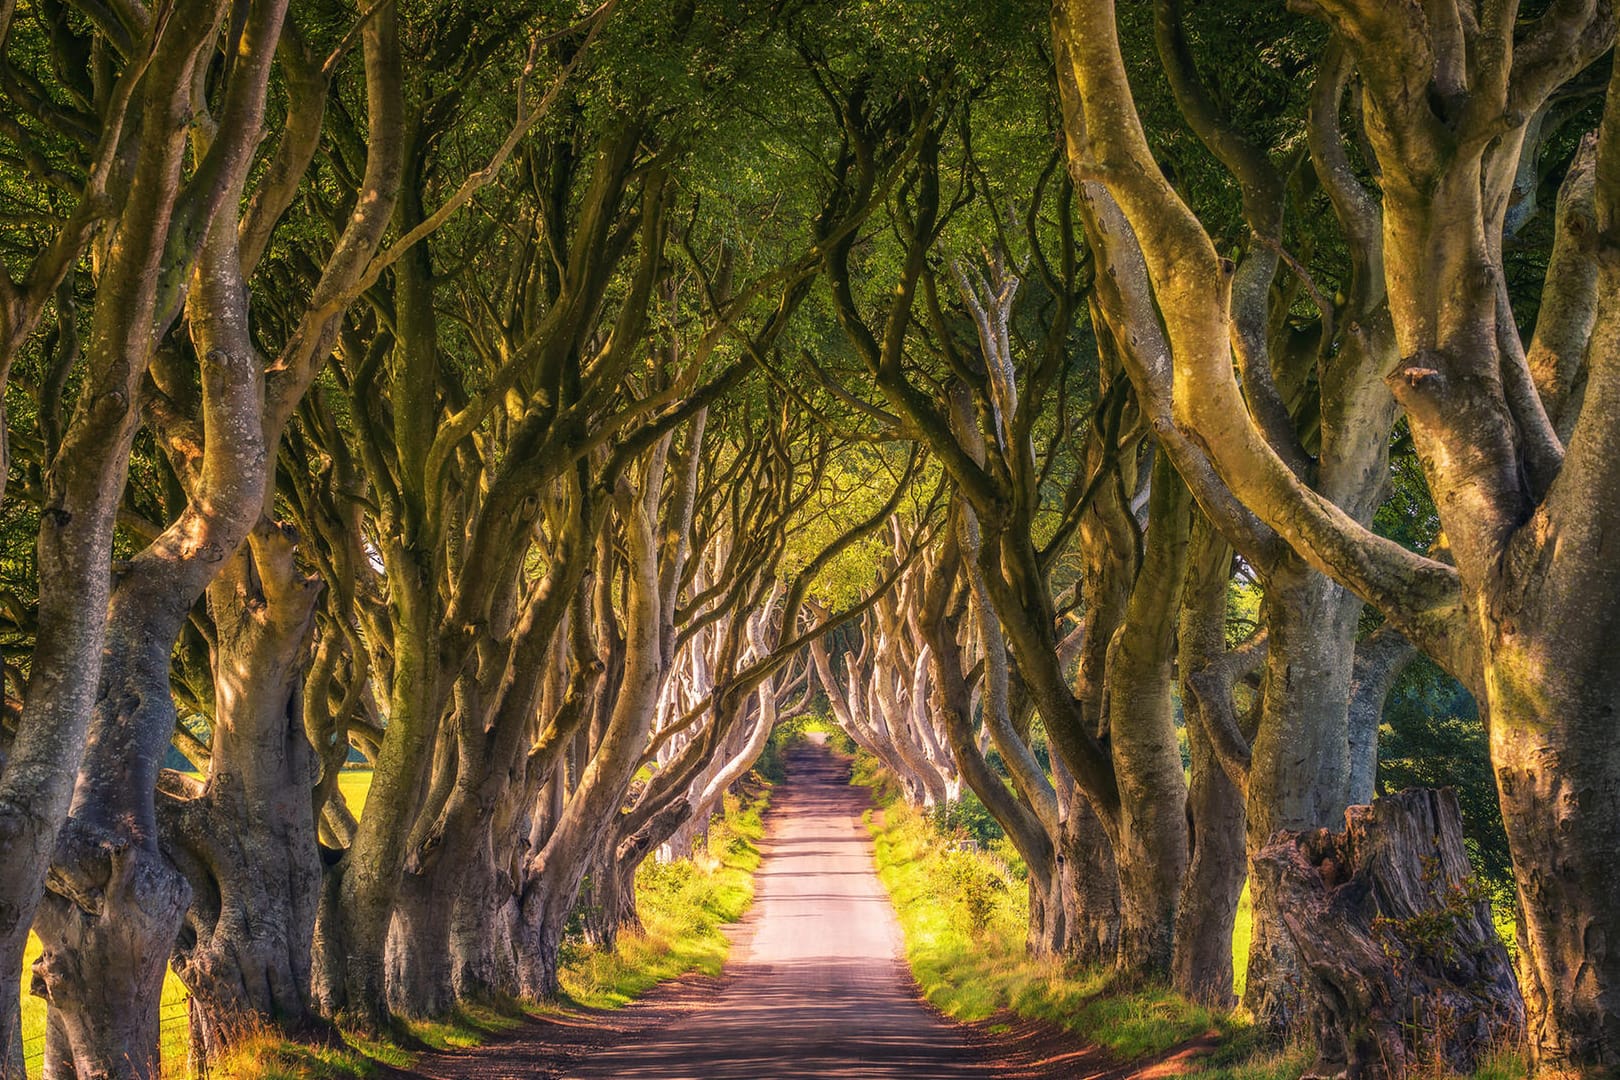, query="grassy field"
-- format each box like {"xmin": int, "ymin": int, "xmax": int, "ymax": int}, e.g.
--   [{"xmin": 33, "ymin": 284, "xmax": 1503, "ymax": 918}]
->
[
  {"xmin": 18, "ymin": 769, "xmax": 376, "ymax": 1078},
  {"xmin": 856, "ymin": 751, "xmax": 1528, "ymax": 1080}
]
